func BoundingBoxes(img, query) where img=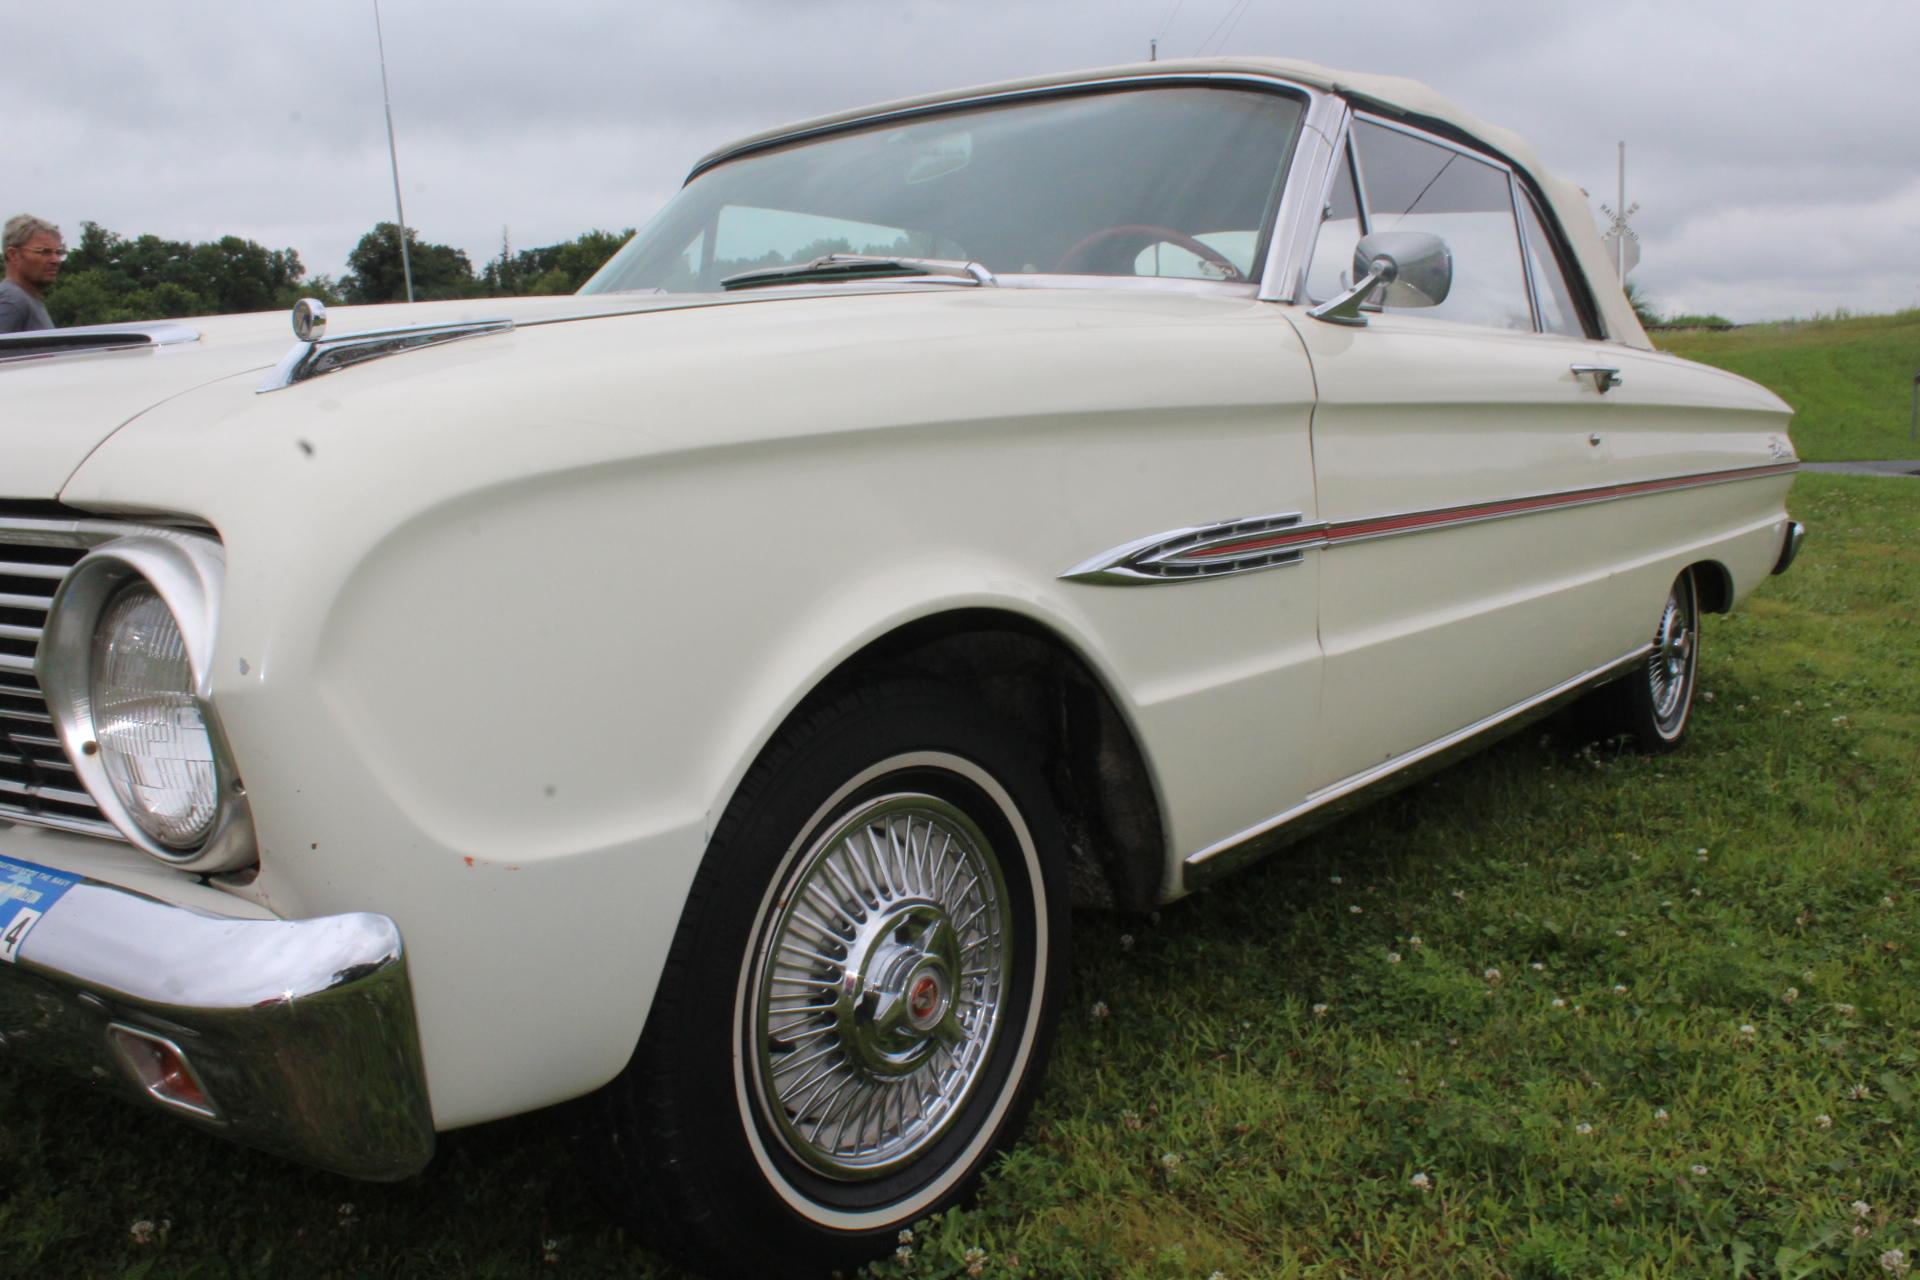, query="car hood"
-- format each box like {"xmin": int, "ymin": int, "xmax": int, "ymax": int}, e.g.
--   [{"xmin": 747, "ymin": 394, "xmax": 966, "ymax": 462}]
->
[{"xmin": 3, "ymin": 292, "xmax": 759, "ymax": 499}]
